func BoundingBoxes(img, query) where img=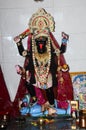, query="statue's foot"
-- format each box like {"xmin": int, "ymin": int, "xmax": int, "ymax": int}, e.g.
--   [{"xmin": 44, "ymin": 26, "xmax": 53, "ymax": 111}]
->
[
  {"xmin": 41, "ymin": 101, "xmax": 50, "ymax": 111},
  {"xmin": 42, "ymin": 102, "xmax": 56, "ymax": 116},
  {"xmin": 48, "ymin": 107, "xmax": 56, "ymax": 116},
  {"xmin": 29, "ymin": 97, "xmax": 38, "ymax": 107}
]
